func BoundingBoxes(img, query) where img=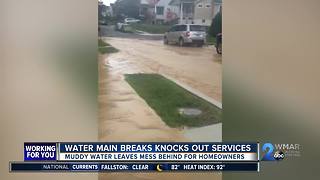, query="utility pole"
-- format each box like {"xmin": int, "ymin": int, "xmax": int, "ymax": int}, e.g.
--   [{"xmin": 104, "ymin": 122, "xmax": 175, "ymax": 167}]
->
[{"xmin": 180, "ymin": 1, "xmax": 183, "ymax": 24}]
